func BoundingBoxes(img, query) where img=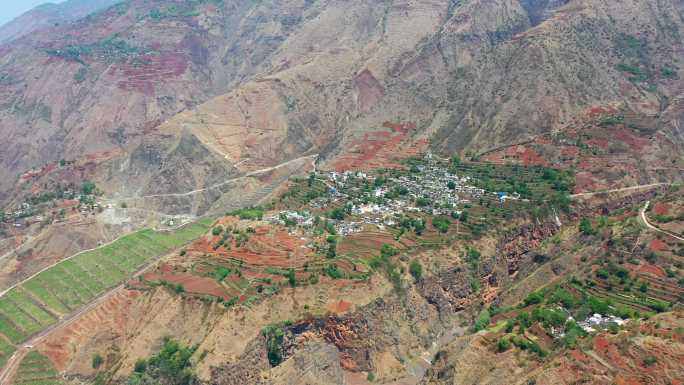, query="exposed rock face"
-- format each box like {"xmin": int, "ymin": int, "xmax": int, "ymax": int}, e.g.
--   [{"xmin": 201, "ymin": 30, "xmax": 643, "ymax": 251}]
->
[
  {"xmin": 257, "ymin": 342, "xmax": 345, "ymax": 385},
  {"xmin": 499, "ymin": 222, "xmax": 558, "ymax": 274},
  {"xmin": 419, "ymin": 268, "xmax": 474, "ymax": 315}
]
